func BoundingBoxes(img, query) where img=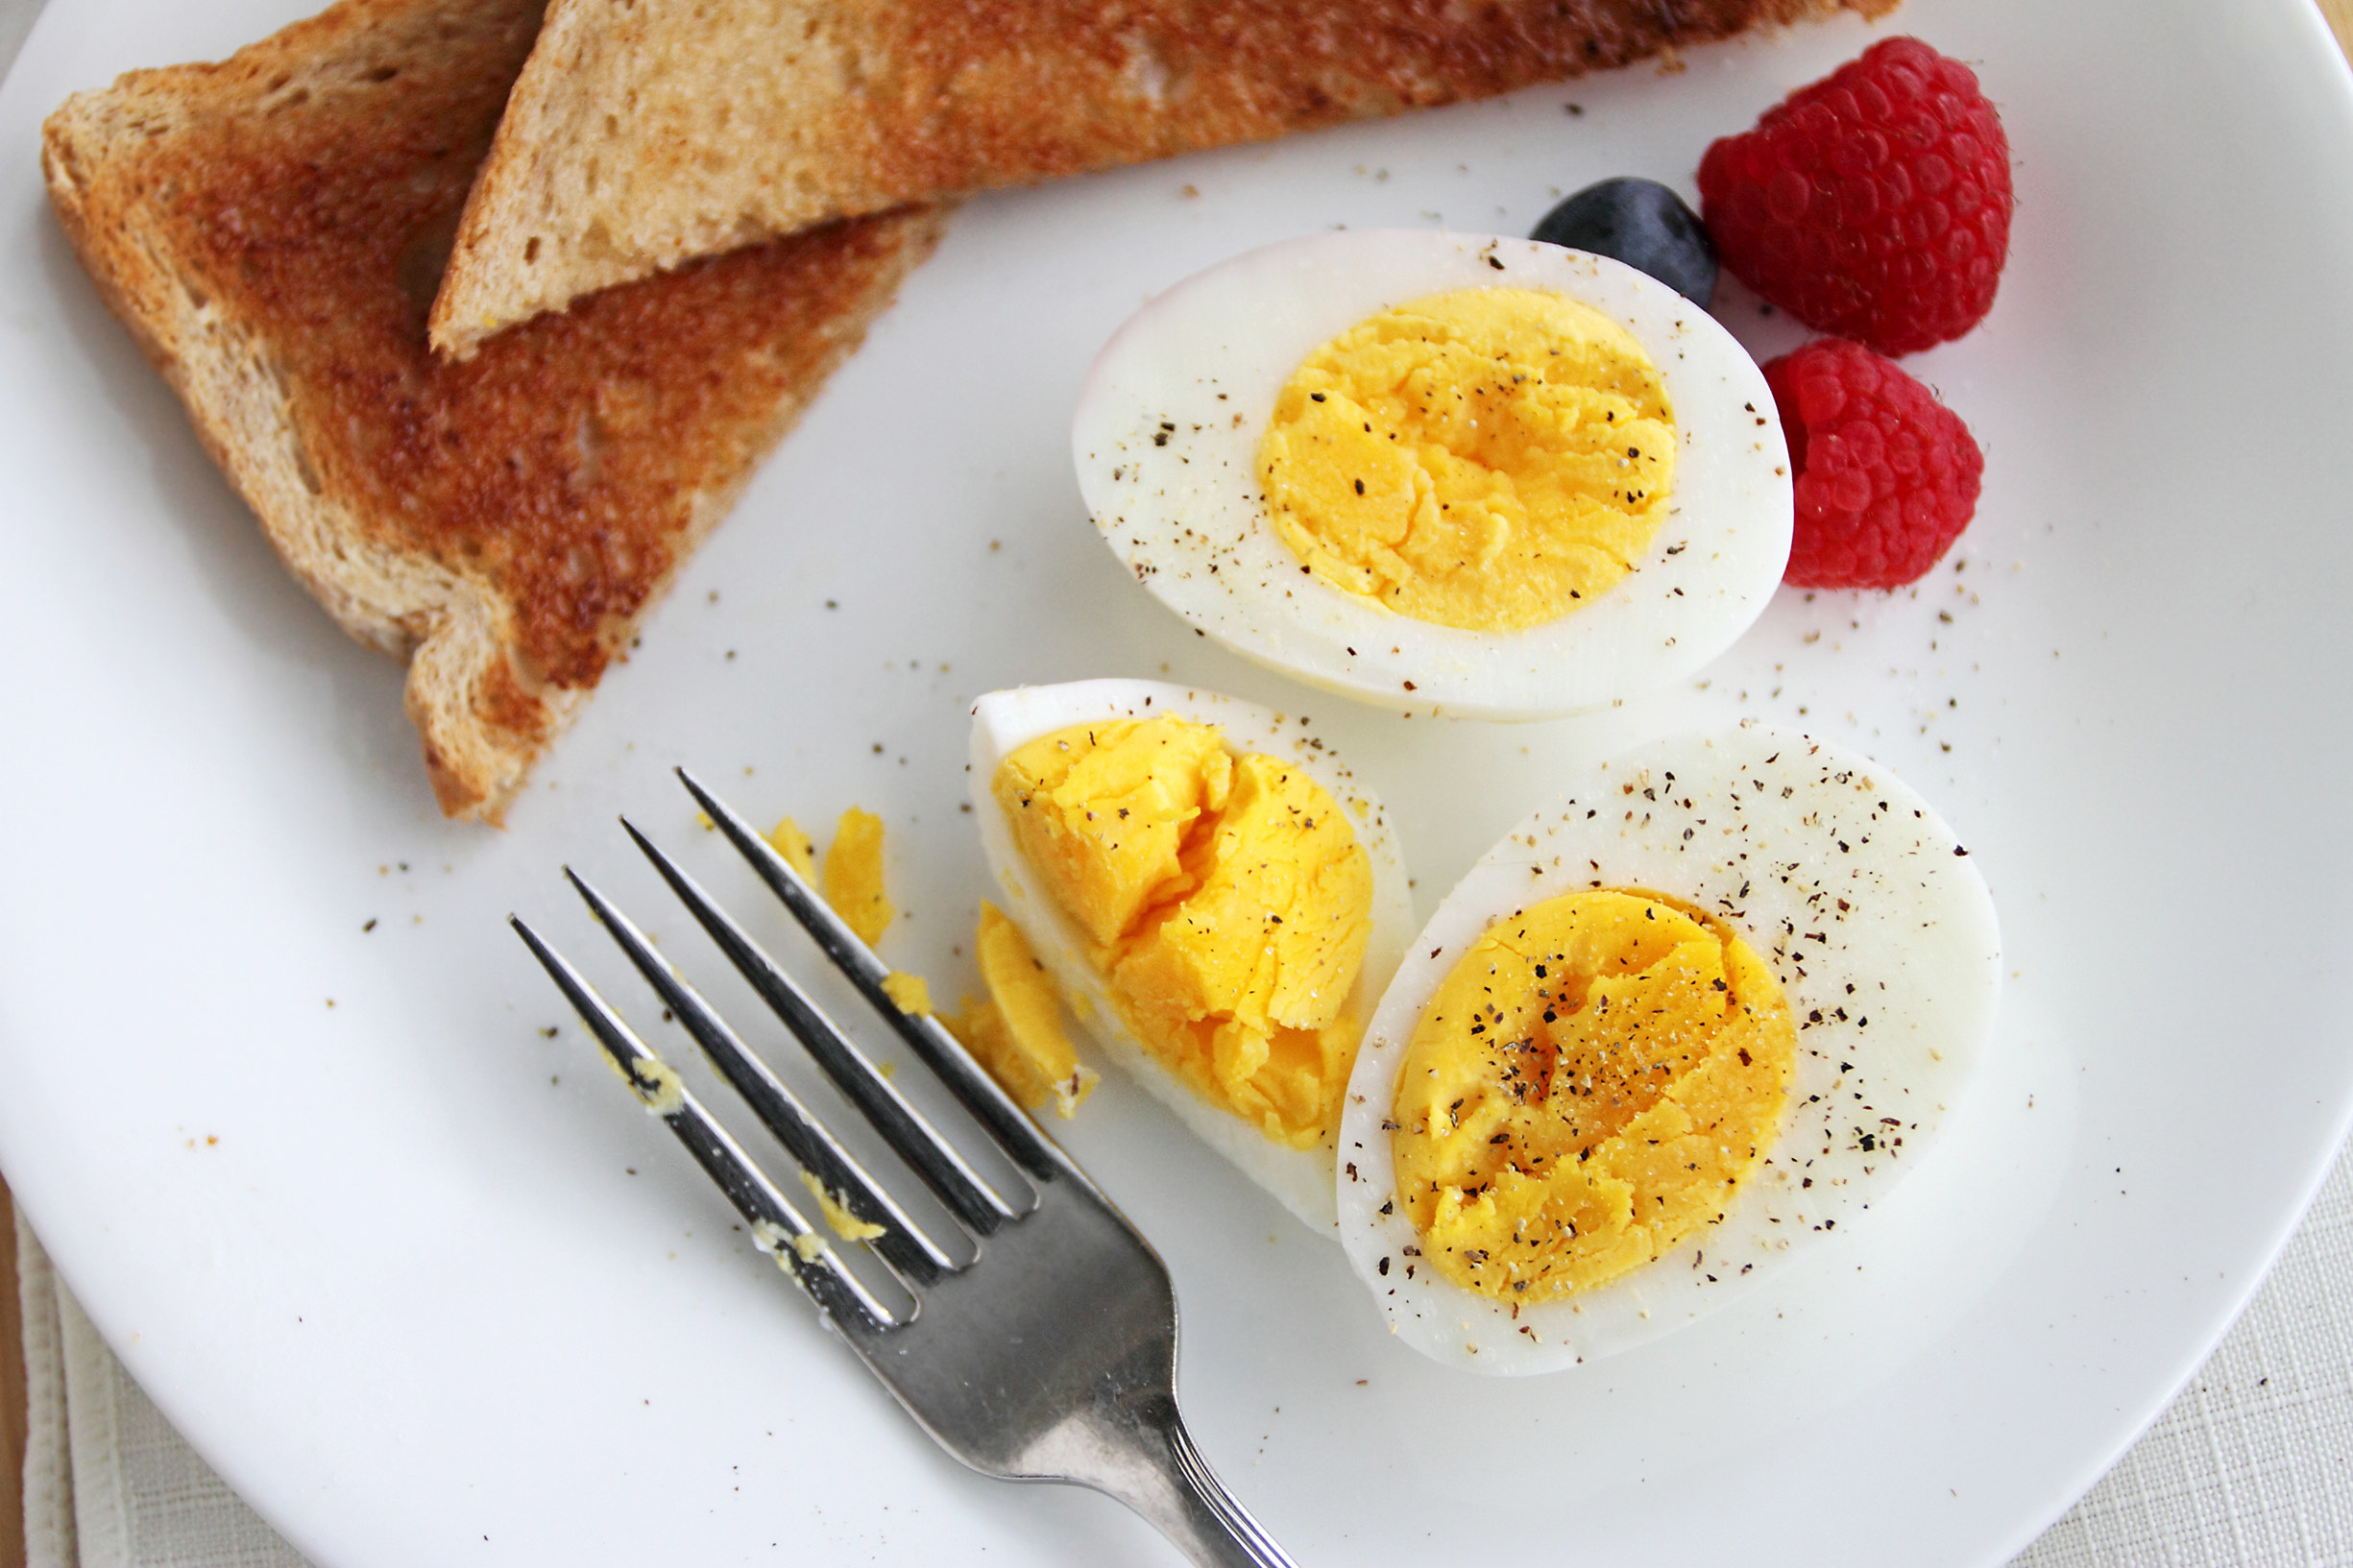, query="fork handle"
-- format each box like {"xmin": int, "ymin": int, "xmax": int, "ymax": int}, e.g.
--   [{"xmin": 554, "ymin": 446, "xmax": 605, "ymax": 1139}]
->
[
  {"xmin": 1156, "ymin": 1418, "xmax": 1298, "ymax": 1568},
  {"xmin": 1074, "ymin": 1396, "xmax": 1298, "ymax": 1568}
]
